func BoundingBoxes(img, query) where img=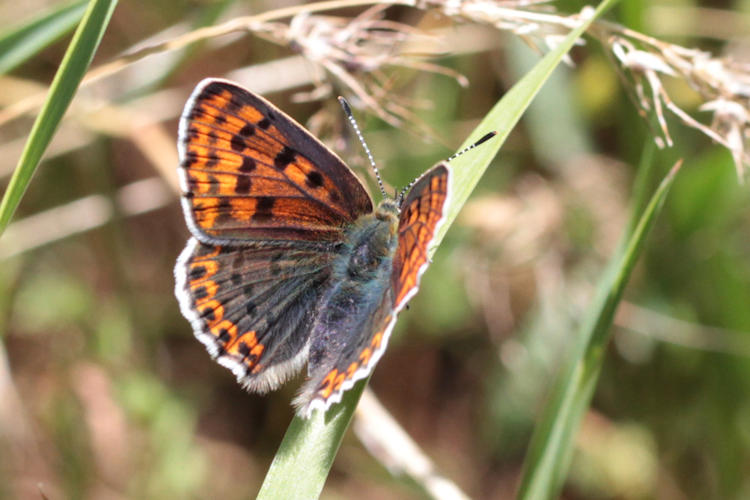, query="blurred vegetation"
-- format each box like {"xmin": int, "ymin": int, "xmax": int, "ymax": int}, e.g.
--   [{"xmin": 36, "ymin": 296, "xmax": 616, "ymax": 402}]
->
[{"xmin": 1, "ymin": 1, "xmax": 749, "ymax": 499}]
